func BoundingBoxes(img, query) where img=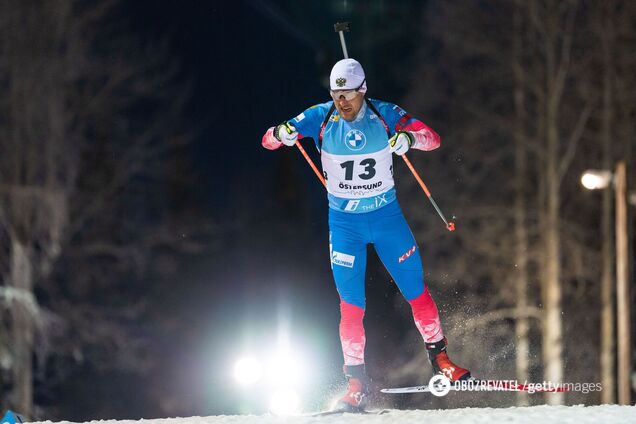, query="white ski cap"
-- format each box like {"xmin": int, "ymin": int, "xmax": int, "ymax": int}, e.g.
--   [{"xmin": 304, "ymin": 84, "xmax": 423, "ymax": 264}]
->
[{"xmin": 330, "ymin": 58, "xmax": 367, "ymax": 92}]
